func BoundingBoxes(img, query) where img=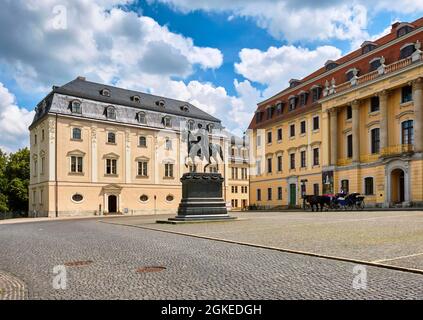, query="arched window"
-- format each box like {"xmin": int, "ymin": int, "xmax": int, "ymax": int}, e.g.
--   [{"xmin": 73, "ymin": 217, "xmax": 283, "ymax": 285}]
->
[
  {"xmin": 107, "ymin": 132, "xmax": 116, "ymax": 144},
  {"xmin": 72, "ymin": 128, "xmax": 82, "ymax": 140},
  {"xmin": 131, "ymin": 95, "xmax": 141, "ymax": 103},
  {"xmin": 156, "ymin": 100, "xmax": 165, "ymax": 107},
  {"xmin": 400, "ymin": 43, "xmax": 415, "ymax": 59},
  {"xmin": 369, "ymin": 57, "xmax": 382, "ymax": 72},
  {"xmin": 137, "ymin": 112, "xmax": 146, "ymax": 124},
  {"xmin": 106, "ymin": 106, "xmax": 116, "ymax": 120},
  {"xmin": 180, "ymin": 105, "xmax": 189, "ymax": 112},
  {"xmin": 325, "ymin": 60, "xmax": 339, "ymax": 71},
  {"xmin": 397, "ymin": 25, "xmax": 413, "ymax": 38},
  {"xmin": 139, "ymin": 136, "xmax": 147, "ymax": 147},
  {"xmin": 207, "ymin": 123, "xmax": 214, "ymax": 133},
  {"xmin": 71, "ymin": 100, "xmax": 82, "ymax": 114}
]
